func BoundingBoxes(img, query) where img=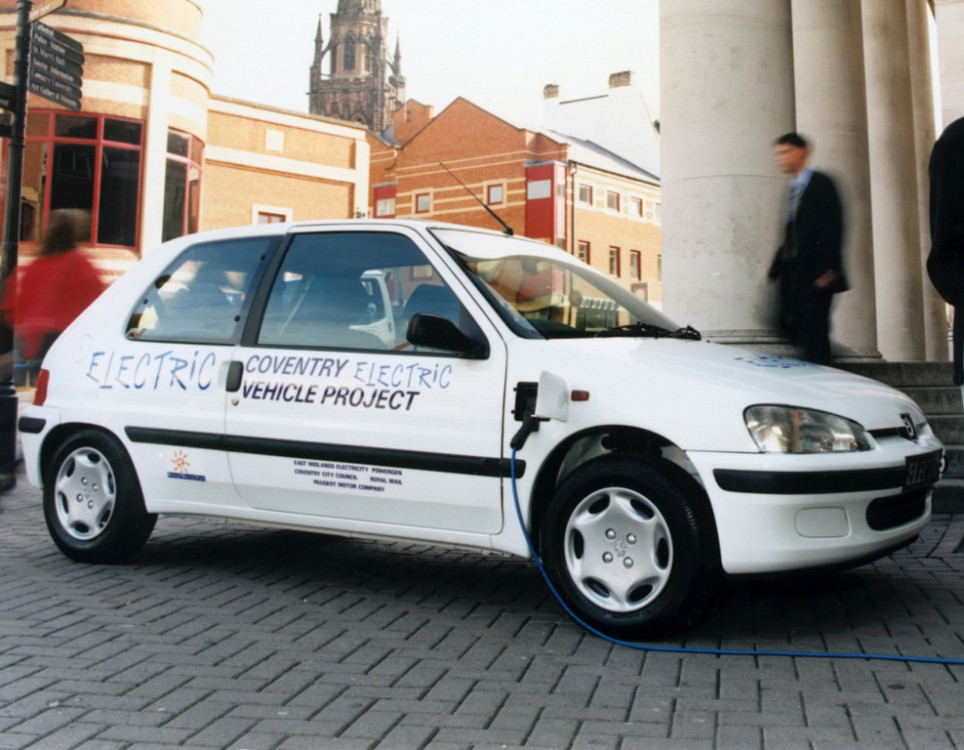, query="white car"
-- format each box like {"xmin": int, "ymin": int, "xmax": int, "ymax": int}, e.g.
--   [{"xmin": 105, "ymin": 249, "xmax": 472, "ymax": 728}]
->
[{"xmin": 18, "ymin": 220, "xmax": 943, "ymax": 638}]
